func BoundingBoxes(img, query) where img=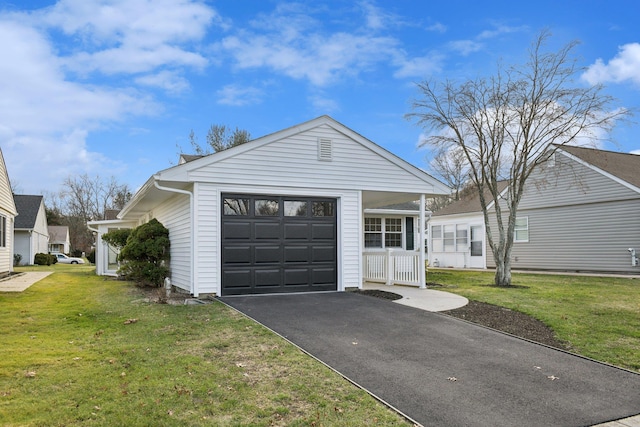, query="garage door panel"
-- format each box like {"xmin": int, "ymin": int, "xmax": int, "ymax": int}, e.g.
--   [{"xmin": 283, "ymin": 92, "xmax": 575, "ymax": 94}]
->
[
  {"xmin": 255, "ymin": 222, "xmax": 281, "ymax": 239},
  {"xmin": 222, "ymin": 194, "xmax": 337, "ymax": 295},
  {"xmin": 255, "ymin": 269, "xmax": 282, "ymax": 287},
  {"xmin": 222, "ymin": 270, "xmax": 251, "ymax": 289},
  {"xmin": 312, "ymin": 223, "xmax": 335, "ymax": 240},
  {"xmin": 284, "ymin": 268, "xmax": 310, "ymax": 286},
  {"xmin": 284, "ymin": 223, "xmax": 309, "ymax": 240},
  {"xmin": 255, "ymin": 246, "xmax": 281, "ymax": 263},
  {"xmin": 223, "ymin": 246, "xmax": 252, "ymax": 264},
  {"xmin": 312, "ymin": 268, "xmax": 336, "ymax": 285},
  {"xmin": 312, "ymin": 246, "xmax": 336, "ymax": 263},
  {"xmin": 224, "ymin": 222, "xmax": 251, "ymax": 240},
  {"xmin": 284, "ymin": 246, "xmax": 309, "ymax": 263}
]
